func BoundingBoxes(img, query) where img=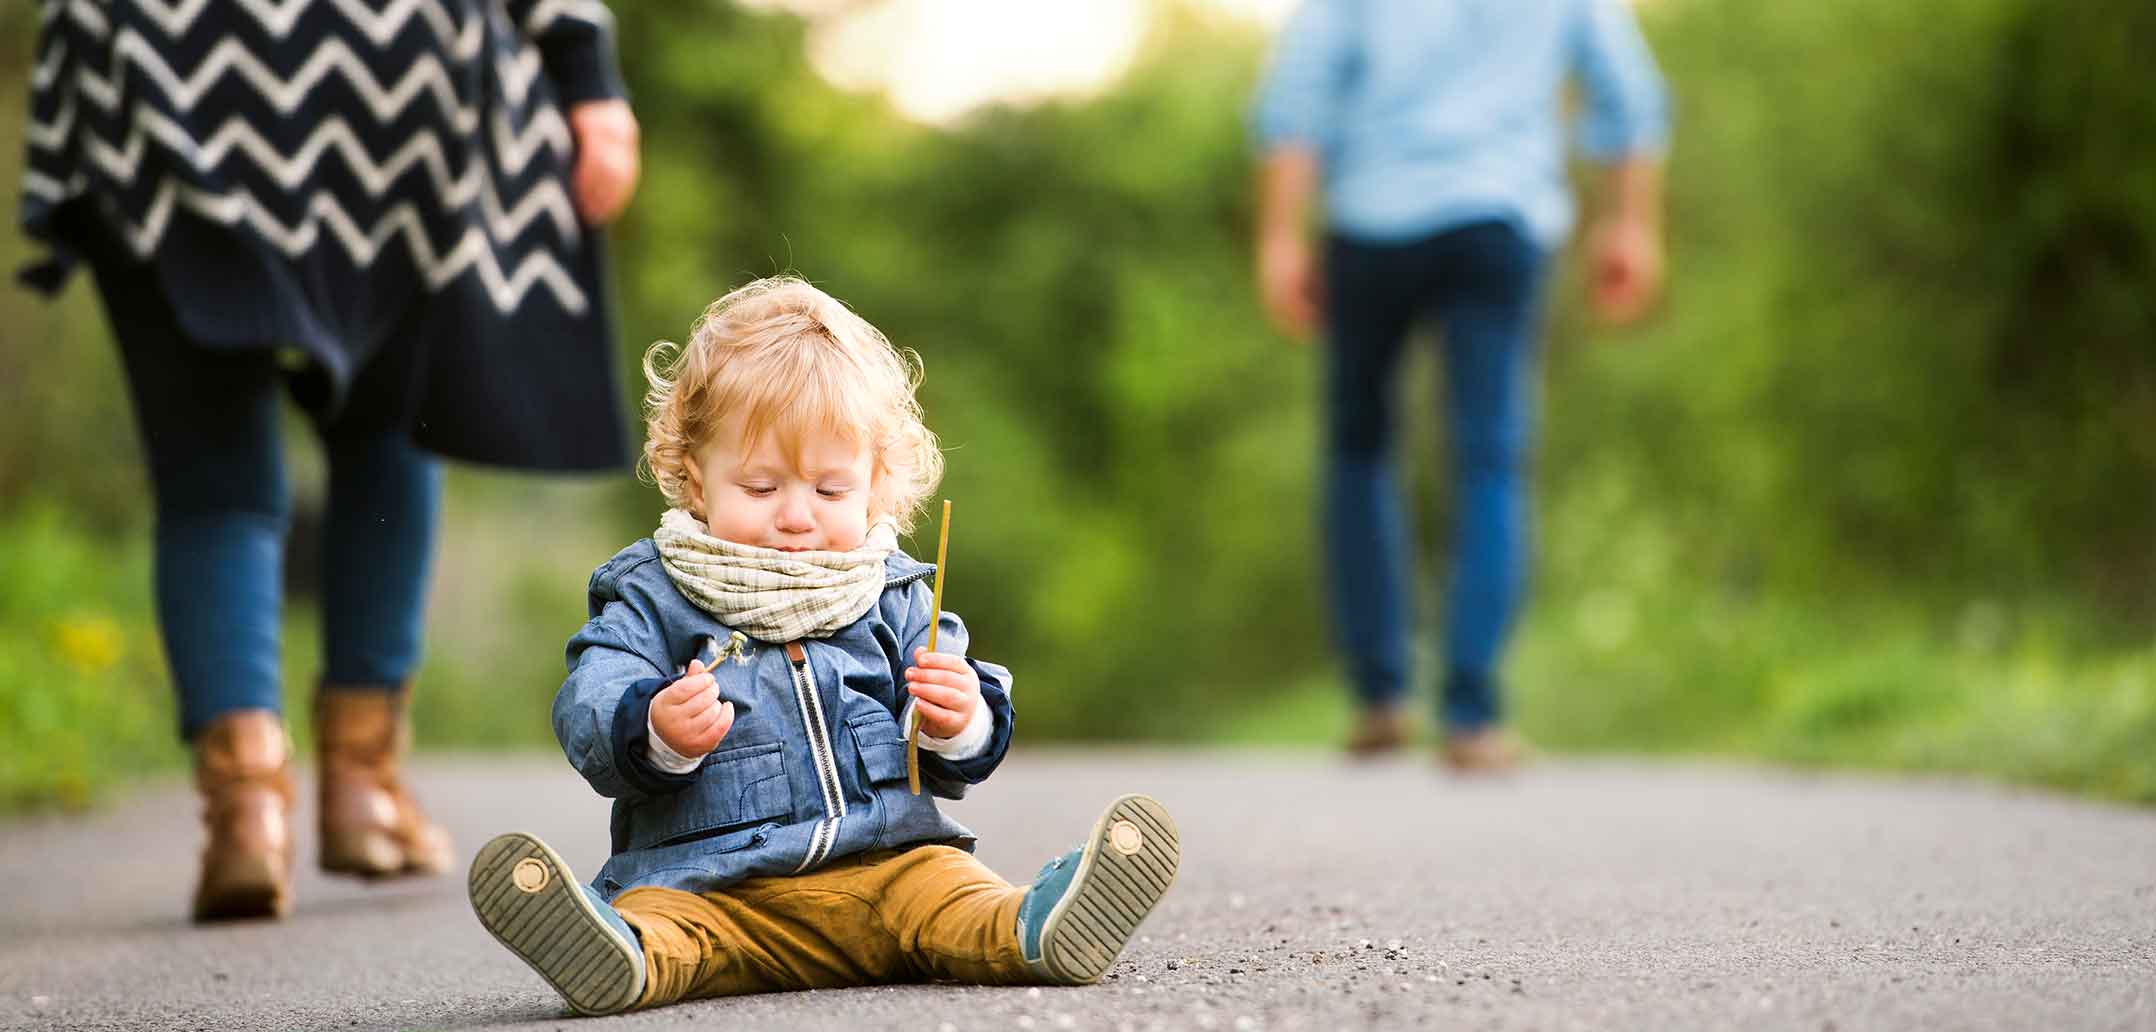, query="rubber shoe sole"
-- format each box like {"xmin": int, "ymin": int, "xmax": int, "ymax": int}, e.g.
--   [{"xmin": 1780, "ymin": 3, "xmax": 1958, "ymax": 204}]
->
[
  {"xmin": 192, "ymin": 850, "xmax": 290, "ymax": 922},
  {"xmin": 468, "ymin": 832, "xmax": 643, "ymax": 1016},
  {"xmin": 1033, "ymin": 794, "xmax": 1180, "ymax": 984}
]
